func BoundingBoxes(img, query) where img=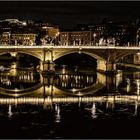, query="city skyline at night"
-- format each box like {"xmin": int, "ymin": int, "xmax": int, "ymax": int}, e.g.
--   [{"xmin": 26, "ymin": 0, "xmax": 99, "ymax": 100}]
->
[
  {"xmin": 0, "ymin": 1, "xmax": 140, "ymax": 139},
  {"xmin": 0, "ymin": 1, "xmax": 140, "ymax": 28}
]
